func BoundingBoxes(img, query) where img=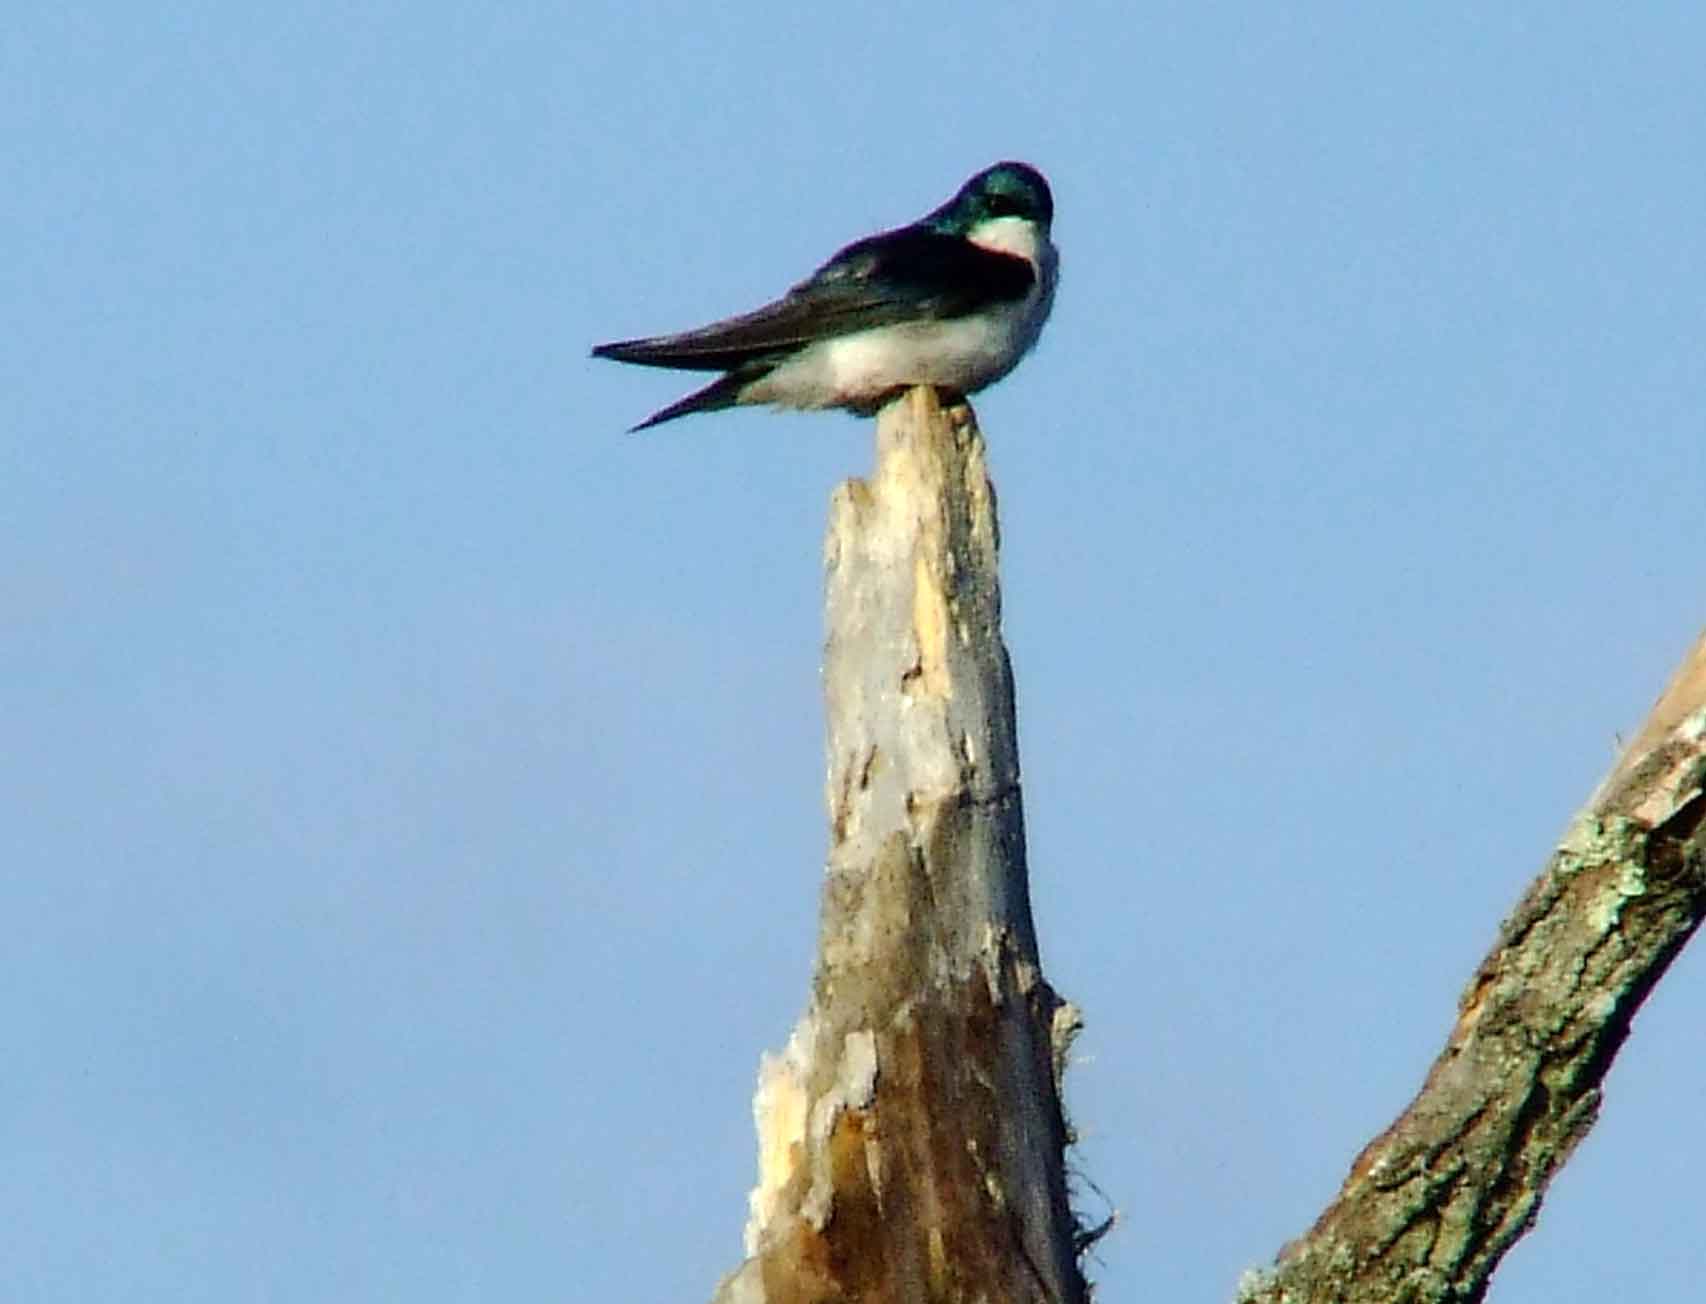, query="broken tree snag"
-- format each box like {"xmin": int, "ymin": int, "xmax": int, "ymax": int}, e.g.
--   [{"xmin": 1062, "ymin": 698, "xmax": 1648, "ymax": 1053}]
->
[
  {"xmin": 1241, "ymin": 631, "xmax": 1706, "ymax": 1304},
  {"xmin": 711, "ymin": 387, "xmax": 1087, "ymax": 1304}
]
